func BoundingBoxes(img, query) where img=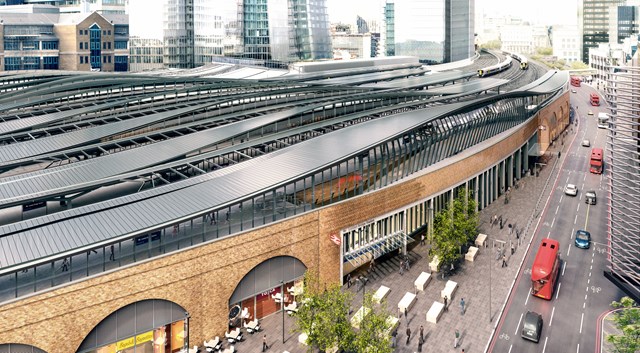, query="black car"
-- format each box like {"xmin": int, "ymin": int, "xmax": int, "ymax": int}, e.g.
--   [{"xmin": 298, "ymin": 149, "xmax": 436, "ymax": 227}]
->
[
  {"xmin": 585, "ymin": 190, "xmax": 596, "ymax": 205},
  {"xmin": 521, "ymin": 311, "xmax": 543, "ymax": 343}
]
